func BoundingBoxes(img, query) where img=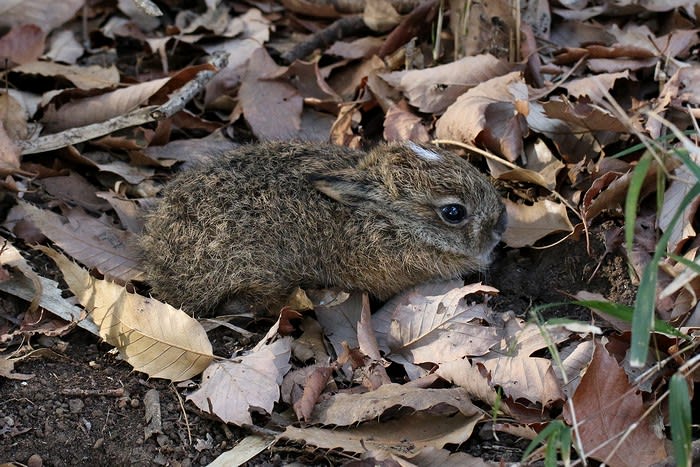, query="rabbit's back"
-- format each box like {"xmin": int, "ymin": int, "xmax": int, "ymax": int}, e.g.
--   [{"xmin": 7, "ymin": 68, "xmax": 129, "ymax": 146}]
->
[{"xmin": 141, "ymin": 141, "xmax": 505, "ymax": 315}]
